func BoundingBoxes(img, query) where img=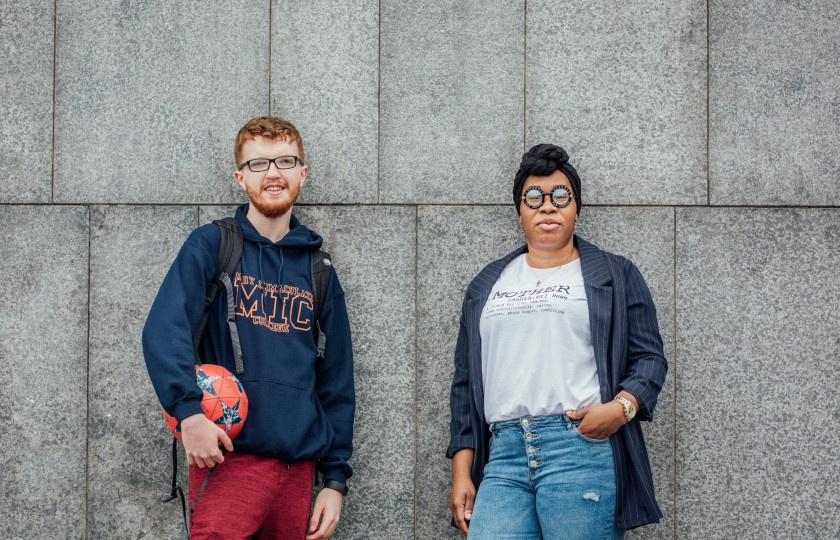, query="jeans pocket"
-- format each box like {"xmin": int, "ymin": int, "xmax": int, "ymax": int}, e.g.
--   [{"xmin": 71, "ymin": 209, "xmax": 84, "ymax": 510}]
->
[{"xmin": 573, "ymin": 424, "xmax": 610, "ymax": 444}]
